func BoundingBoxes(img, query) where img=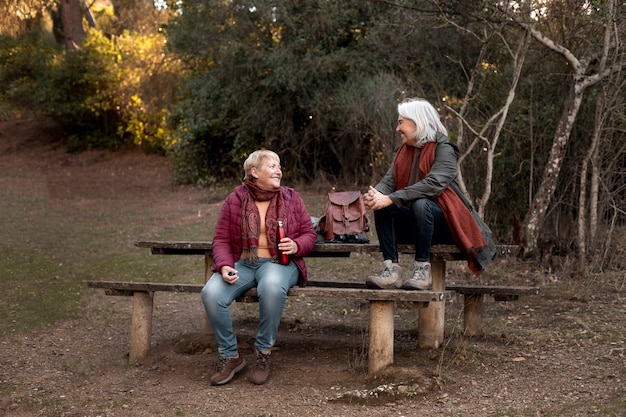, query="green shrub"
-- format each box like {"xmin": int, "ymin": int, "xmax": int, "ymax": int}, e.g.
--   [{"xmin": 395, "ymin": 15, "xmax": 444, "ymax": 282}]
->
[
  {"xmin": 0, "ymin": 31, "xmax": 57, "ymax": 117},
  {"xmin": 0, "ymin": 28, "xmax": 180, "ymax": 152},
  {"xmin": 37, "ymin": 30, "xmax": 124, "ymax": 148}
]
